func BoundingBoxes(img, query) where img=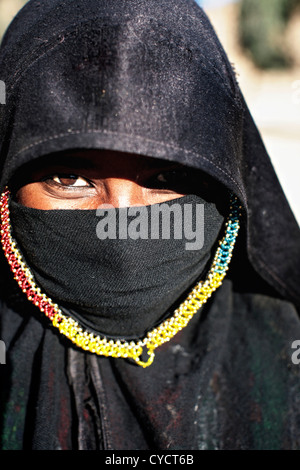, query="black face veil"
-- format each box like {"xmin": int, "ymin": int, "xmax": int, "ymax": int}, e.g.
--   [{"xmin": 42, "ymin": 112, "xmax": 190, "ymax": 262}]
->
[{"xmin": 0, "ymin": 0, "xmax": 300, "ymax": 451}]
